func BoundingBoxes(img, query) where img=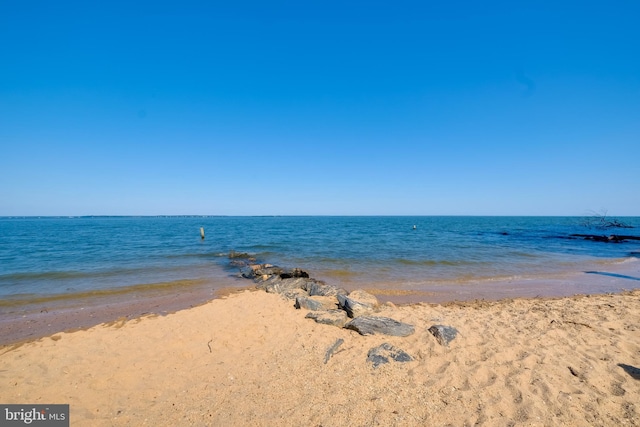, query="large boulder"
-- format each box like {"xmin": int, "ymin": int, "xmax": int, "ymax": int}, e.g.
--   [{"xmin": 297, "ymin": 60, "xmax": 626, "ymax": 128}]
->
[
  {"xmin": 305, "ymin": 310, "xmax": 349, "ymax": 327},
  {"xmin": 261, "ymin": 277, "xmax": 308, "ymax": 294},
  {"xmin": 344, "ymin": 316, "xmax": 415, "ymax": 337},
  {"xmin": 294, "ymin": 295, "xmax": 338, "ymax": 311},
  {"xmin": 305, "ymin": 282, "xmax": 347, "ymax": 297},
  {"xmin": 337, "ymin": 289, "xmax": 378, "ymax": 318}
]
